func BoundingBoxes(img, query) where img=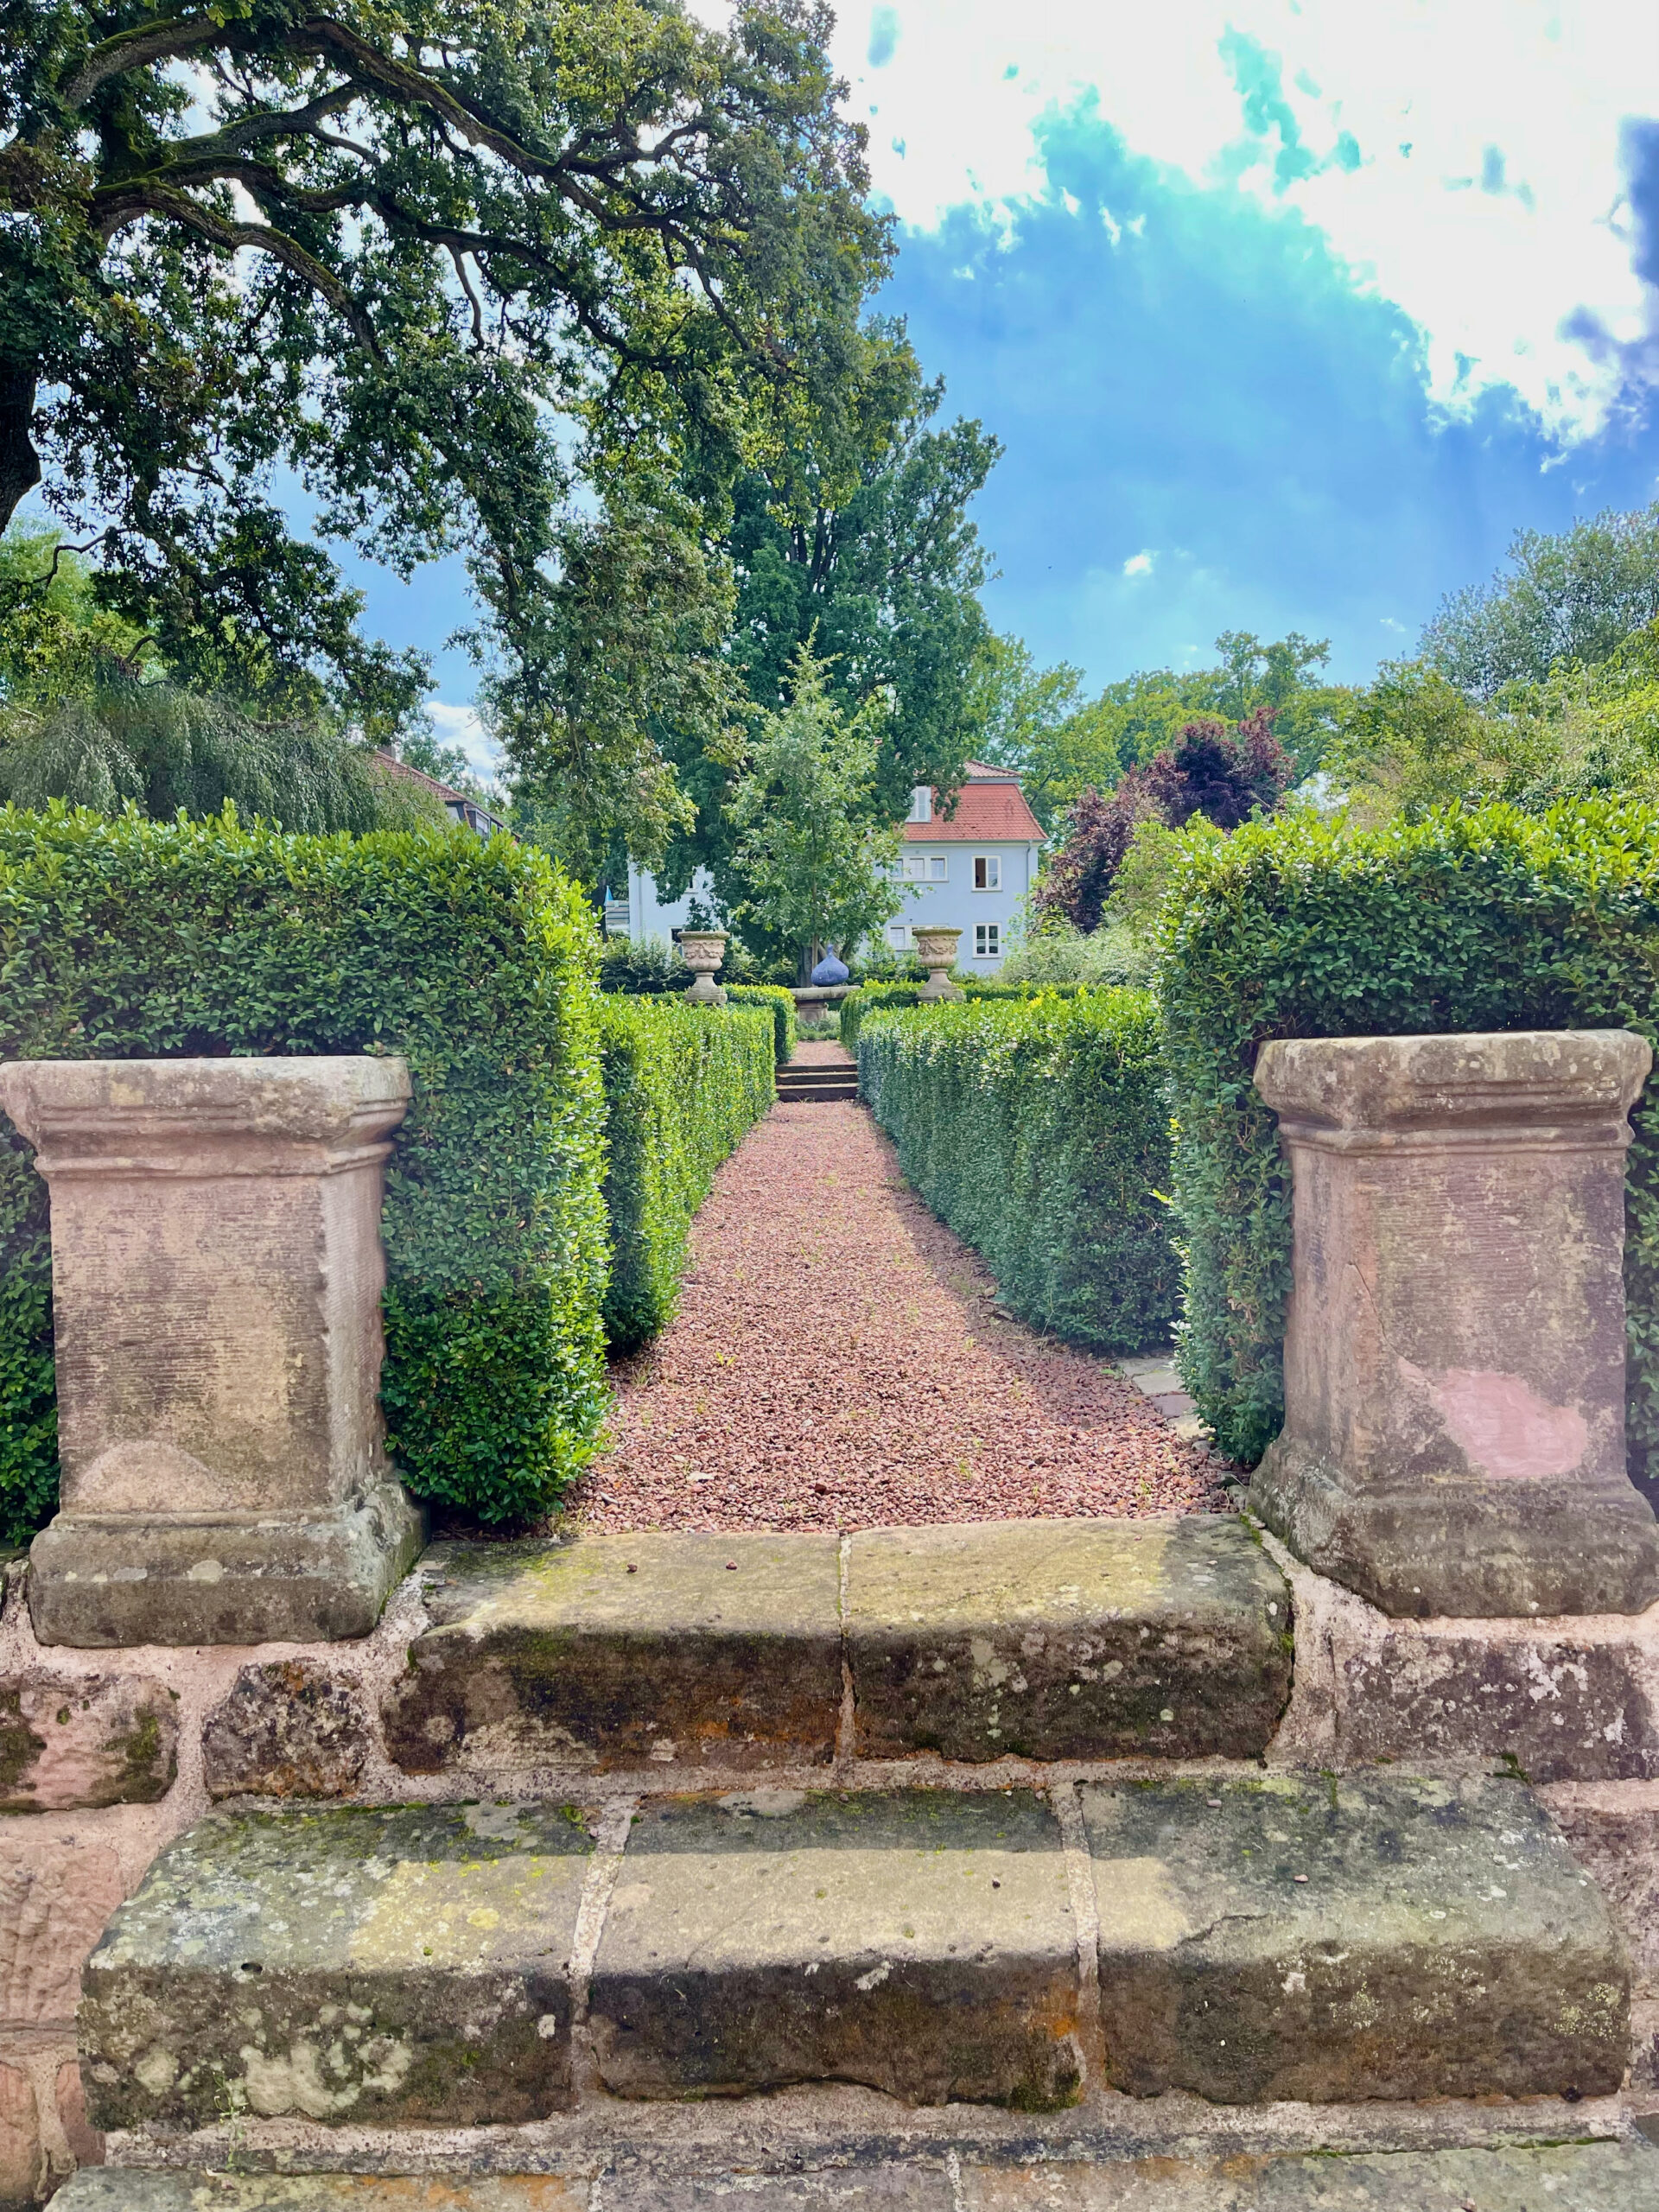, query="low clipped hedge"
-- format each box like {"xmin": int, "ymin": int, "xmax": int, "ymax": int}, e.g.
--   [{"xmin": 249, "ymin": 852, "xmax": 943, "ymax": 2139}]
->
[
  {"xmin": 0, "ymin": 805, "xmax": 609, "ymax": 1541},
  {"xmin": 839, "ymin": 976, "xmax": 1101, "ymax": 1050},
  {"xmin": 599, "ymin": 999, "xmax": 774, "ymax": 1351},
  {"xmin": 1161, "ymin": 800, "xmax": 1659, "ymax": 1476},
  {"xmin": 857, "ymin": 990, "xmax": 1179, "ymax": 1351},
  {"xmin": 727, "ymin": 982, "xmax": 798, "ymax": 1066},
  {"xmin": 839, "ymin": 981, "xmax": 924, "ymax": 1049}
]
